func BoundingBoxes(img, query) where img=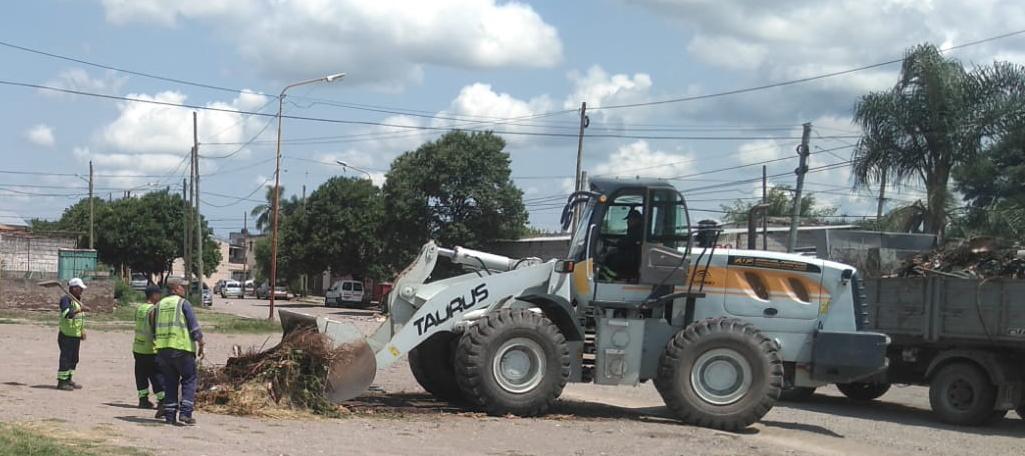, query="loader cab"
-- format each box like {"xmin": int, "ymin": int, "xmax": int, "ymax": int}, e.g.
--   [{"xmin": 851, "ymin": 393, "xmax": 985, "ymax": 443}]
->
[{"xmin": 562, "ymin": 178, "xmax": 692, "ymax": 305}]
